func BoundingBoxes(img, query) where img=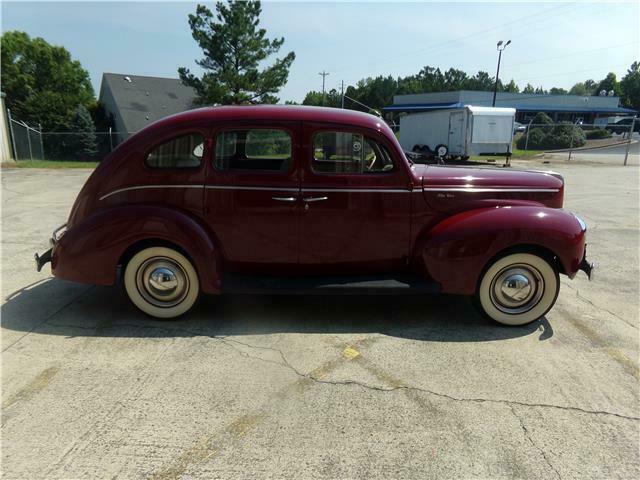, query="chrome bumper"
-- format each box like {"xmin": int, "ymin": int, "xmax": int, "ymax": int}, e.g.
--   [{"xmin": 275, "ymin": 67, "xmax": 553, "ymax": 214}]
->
[{"xmin": 578, "ymin": 248, "xmax": 595, "ymax": 281}]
